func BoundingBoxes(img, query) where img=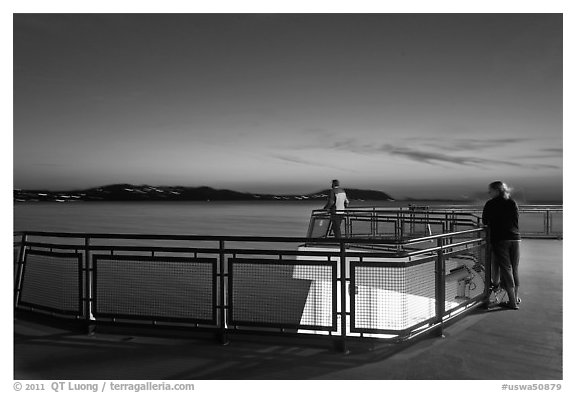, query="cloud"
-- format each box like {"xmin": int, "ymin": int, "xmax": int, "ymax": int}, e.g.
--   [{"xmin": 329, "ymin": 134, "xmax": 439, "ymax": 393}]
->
[
  {"xmin": 279, "ymin": 134, "xmax": 560, "ymax": 170},
  {"xmin": 539, "ymin": 147, "xmax": 563, "ymax": 154},
  {"xmin": 327, "ymin": 138, "xmax": 559, "ymax": 170},
  {"xmin": 272, "ymin": 154, "xmax": 359, "ymax": 173},
  {"xmin": 408, "ymin": 137, "xmax": 532, "ymax": 151},
  {"xmin": 447, "ymin": 138, "xmax": 530, "ymax": 151}
]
